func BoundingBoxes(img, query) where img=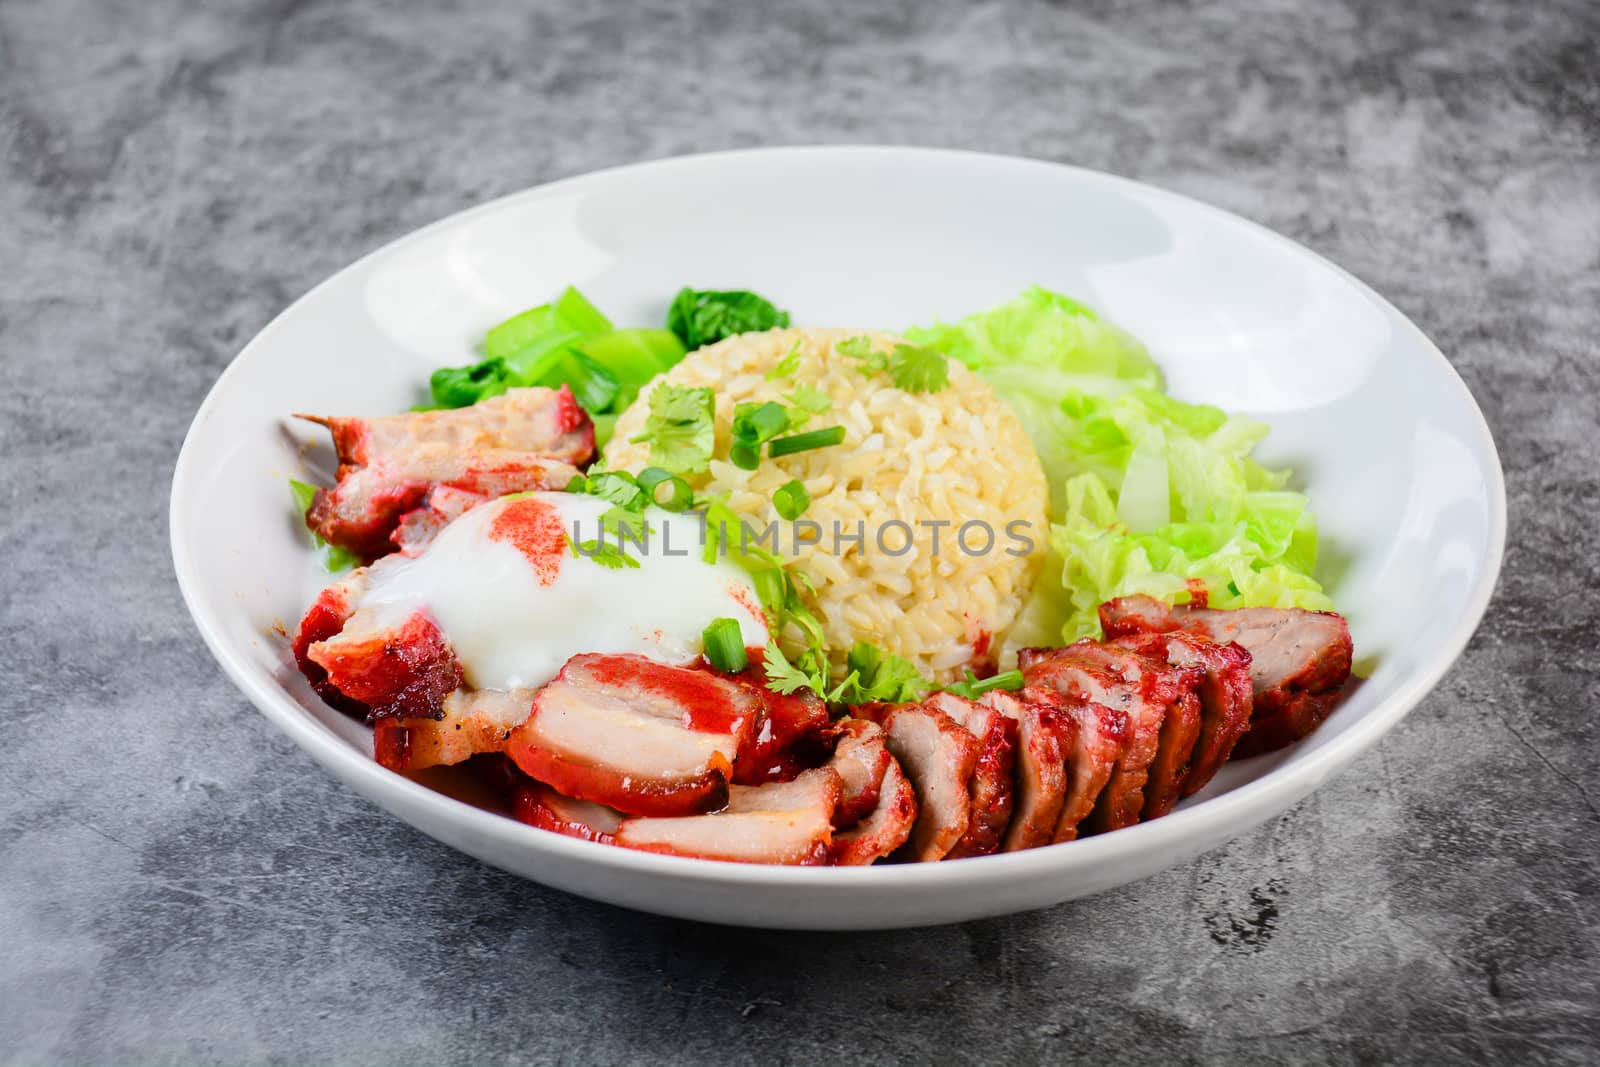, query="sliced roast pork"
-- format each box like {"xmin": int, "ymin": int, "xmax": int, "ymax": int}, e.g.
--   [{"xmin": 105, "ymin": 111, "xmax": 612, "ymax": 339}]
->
[
  {"xmin": 513, "ymin": 781, "xmax": 624, "ymax": 845},
  {"xmin": 291, "ymin": 572, "xmax": 368, "ymax": 715},
  {"xmin": 1113, "ymin": 630, "xmax": 1253, "ymax": 801},
  {"xmin": 391, "ymin": 485, "xmax": 489, "ymax": 556},
  {"xmin": 980, "ymin": 691, "xmax": 1075, "ymax": 852},
  {"xmin": 302, "ymin": 602, "xmax": 463, "ymax": 723},
  {"xmin": 505, "ymin": 653, "xmax": 761, "ymax": 817},
  {"xmin": 731, "ymin": 651, "xmax": 832, "ymax": 785},
  {"xmin": 612, "ymin": 768, "xmax": 842, "ymax": 865},
  {"xmin": 824, "ymin": 718, "xmax": 894, "ymax": 828},
  {"xmin": 1100, "ymin": 595, "xmax": 1353, "ymax": 755},
  {"xmin": 373, "ymin": 687, "xmax": 535, "ymax": 772},
  {"xmin": 924, "ymin": 692, "xmax": 1018, "ymax": 859},
  {"xmin": 297, "ymin": 386, "xmax": 593, "ymax": 560},
  {"xmin": 857, "ymin": 703, "xmax": 981, "ymax": 862},
  {"xmin": 830, "ymin": 759, "xmax": 918, "ymax": 866},
  {"xmin": 1021, "ymin": 641, "xmax": 1201, "ymax": 835}
]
